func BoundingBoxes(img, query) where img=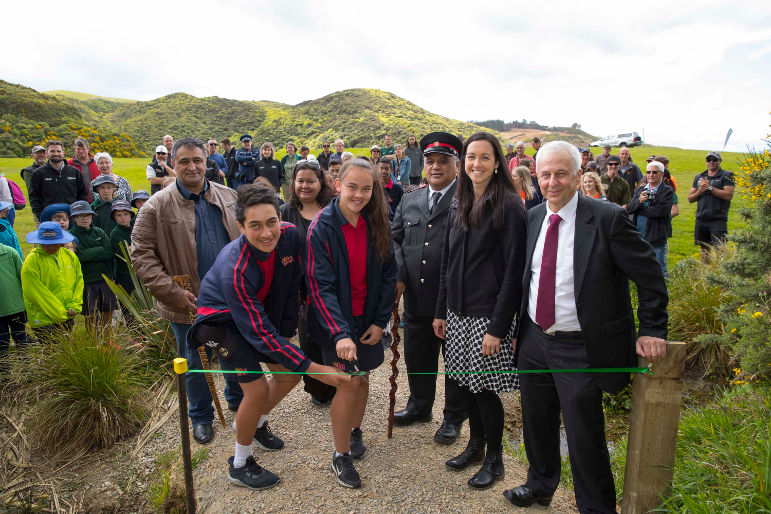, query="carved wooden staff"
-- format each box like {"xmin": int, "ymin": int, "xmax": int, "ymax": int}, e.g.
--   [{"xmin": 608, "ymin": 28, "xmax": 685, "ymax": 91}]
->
[
  {"xmin": 173, "ymin": 275, "xmax": 227, "ymax": 429},
  {"xmin": 387, "ymin": 303, "xmax": 401, "ymax": 438}
]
